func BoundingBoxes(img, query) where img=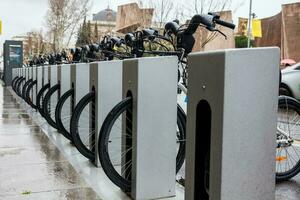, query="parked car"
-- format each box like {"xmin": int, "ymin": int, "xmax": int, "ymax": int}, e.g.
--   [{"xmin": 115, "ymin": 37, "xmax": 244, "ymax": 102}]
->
[{"xmin": 280, "ymin": 62, "xmax": 300, "ymax": 98}]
